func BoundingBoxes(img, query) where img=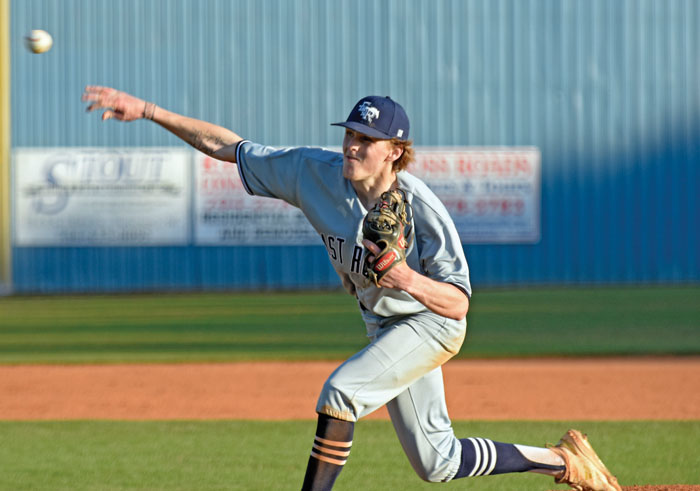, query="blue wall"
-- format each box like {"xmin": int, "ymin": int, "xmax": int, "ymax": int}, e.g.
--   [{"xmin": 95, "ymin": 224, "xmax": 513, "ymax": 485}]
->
[{"xmin": 9, "ymin": 0, "xmax": 699, "ymax": 292}]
